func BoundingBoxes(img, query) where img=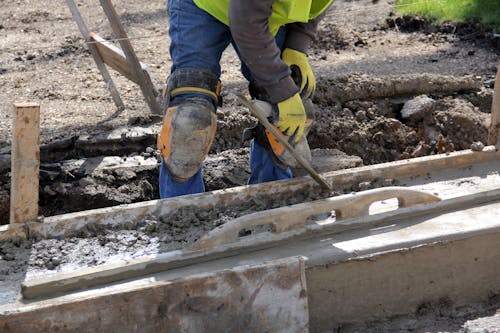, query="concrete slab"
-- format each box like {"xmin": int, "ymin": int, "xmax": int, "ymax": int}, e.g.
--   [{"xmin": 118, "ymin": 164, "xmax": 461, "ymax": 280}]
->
[{"xmin": 464, "ymin": 313, "xmax": 500, "ymax": 333}]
